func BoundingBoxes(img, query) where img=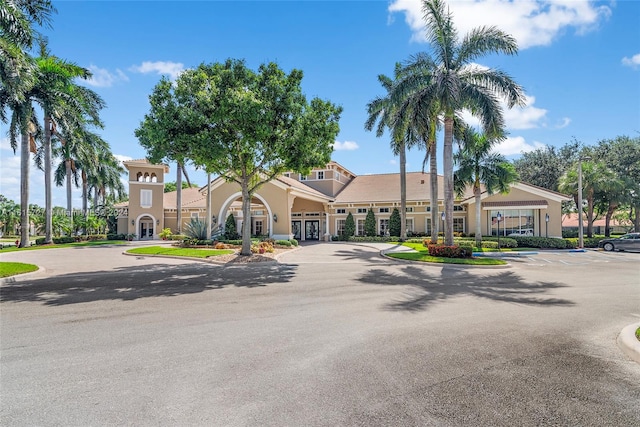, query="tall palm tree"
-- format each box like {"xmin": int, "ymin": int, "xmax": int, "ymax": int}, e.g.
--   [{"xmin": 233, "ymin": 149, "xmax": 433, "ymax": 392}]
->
[
  {"xmin": 88, "ymin": 150, "xmax": 126, "ymax": 211},
  {"xmin": 0, "ymin": 0, "xmax": 55, "ymax": 116},
  {"xmin": 366, "ymin": 73, "xmax": 413, "ymax": 239},
  {"xmin": 29, "ymin": 39, "xmax": 104, "ymax": 243},
  {"xmin": 402, "ymin": 0, "xmax": 525, "ymax": 245},
  {"xmin": 454, "ymin": 127, "xmax": 517, "ymax": 247}
]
